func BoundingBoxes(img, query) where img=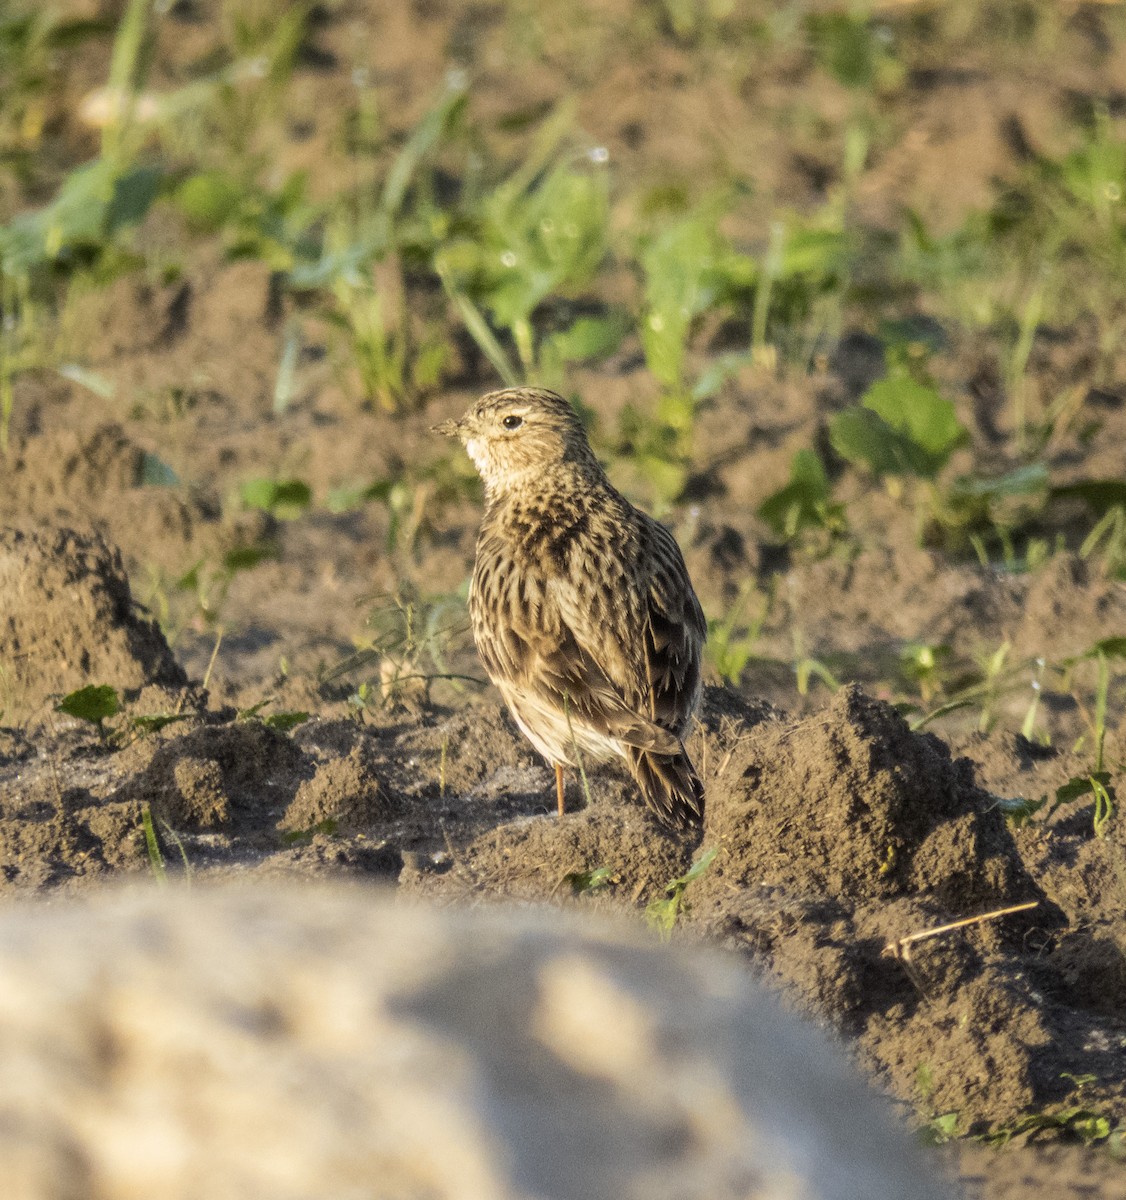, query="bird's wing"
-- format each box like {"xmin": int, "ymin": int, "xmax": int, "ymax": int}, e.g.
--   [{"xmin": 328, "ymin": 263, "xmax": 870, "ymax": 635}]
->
[
  {"xmin": 635, "ymin": 517, "xmax": 706, "ymax": 733},
  {"xmin": 473, "ymin": 533, "xmax": 681, "ymax": 755},
  {"xmin": 472, "ymin": 516, "xmax": 701, "ymax": 748}
]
